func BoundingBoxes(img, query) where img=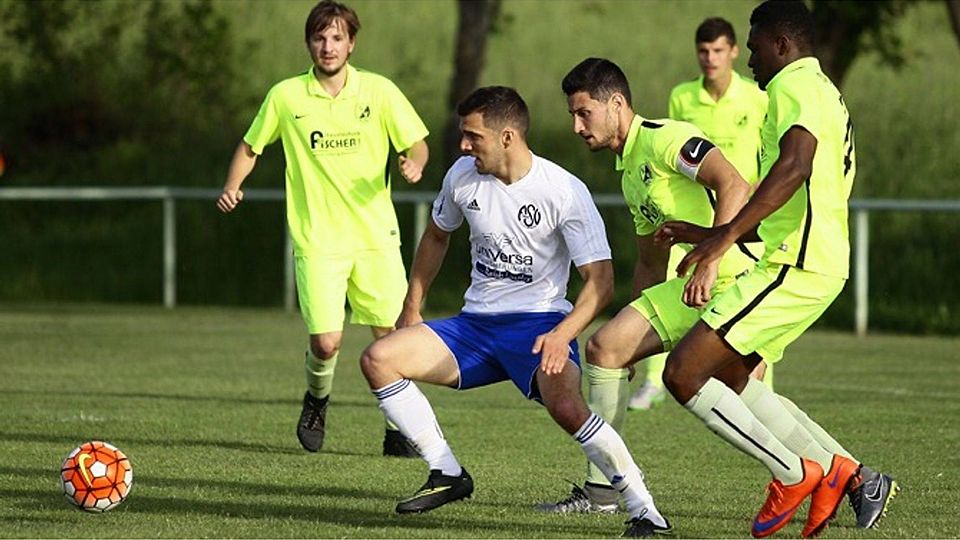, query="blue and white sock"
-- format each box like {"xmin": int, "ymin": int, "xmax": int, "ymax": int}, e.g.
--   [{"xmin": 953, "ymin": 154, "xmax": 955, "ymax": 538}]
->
[
  {"xmin": 574, "ymin": 413, "xmax": 666, "ymax": 527},
  {"xmin": 373, "ymin": 379, "xmax": 461, "ymax": 476}
]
